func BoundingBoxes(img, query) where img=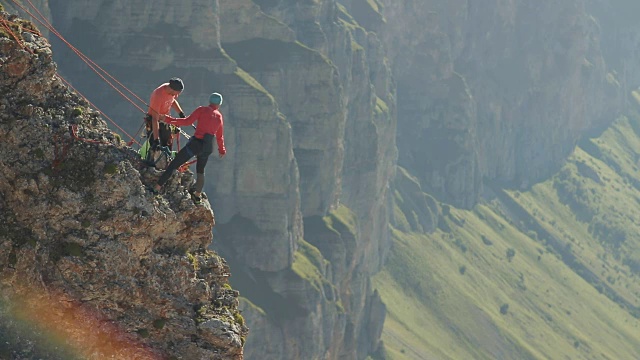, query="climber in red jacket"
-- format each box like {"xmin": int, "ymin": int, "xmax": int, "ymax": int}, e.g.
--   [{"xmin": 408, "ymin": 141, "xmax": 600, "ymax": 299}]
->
[{"xmin": 150, "ymin": 92, "xmax": 226, "ymax": 204}]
